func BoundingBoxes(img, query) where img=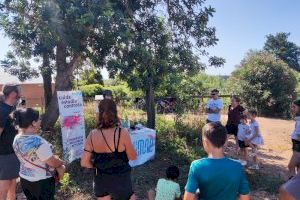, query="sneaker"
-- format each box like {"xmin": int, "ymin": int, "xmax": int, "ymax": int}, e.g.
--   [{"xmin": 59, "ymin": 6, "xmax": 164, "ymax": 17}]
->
[
  {"xmin": 239, "ymin": 160, "xmax": 247, "ymax": 166},
  {"xmin": 249, "ymin": 164, "xmax": 259, "ymax": 170}
]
